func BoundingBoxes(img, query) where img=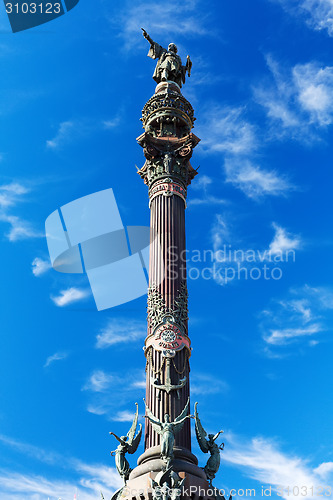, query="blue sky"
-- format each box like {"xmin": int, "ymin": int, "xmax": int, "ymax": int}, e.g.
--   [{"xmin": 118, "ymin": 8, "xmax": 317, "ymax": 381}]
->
[{"xmin": 0, "ymin": 0, "xmax": 333, "ymax": 498}]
